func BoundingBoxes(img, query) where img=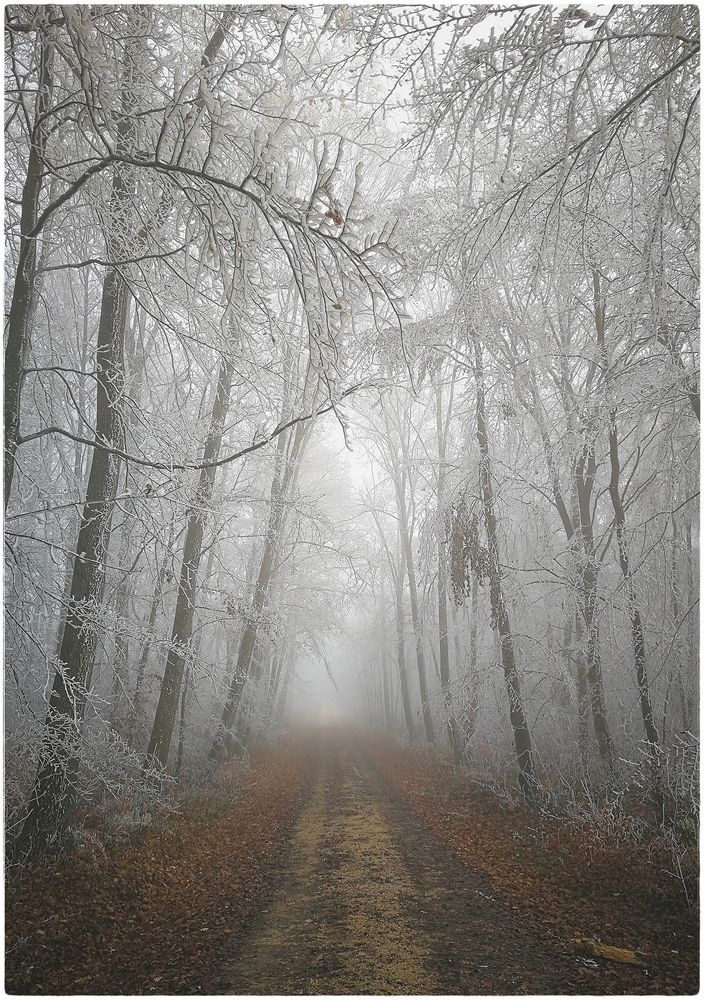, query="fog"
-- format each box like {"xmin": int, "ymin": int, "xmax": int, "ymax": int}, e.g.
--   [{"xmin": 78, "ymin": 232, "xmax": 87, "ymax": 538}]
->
[{"xmin": 5, "ymin": 2, "xmax": 698, "ymax": 864}]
